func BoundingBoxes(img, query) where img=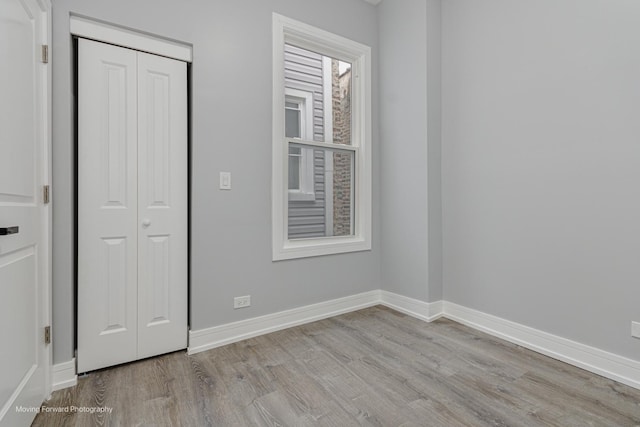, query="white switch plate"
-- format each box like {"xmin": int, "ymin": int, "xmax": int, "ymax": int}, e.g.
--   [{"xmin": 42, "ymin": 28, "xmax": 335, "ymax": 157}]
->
[
  {"xmin": 632, "ymin": 321, "xmax": 640, "ymax": 339},
  {"xmin": 234, "ymin": 295, "xmax": 250, "ymax": 309},
  {"xmin": 219, "ymin": 172, "xmax": 231, "ymax": 190}
]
